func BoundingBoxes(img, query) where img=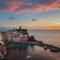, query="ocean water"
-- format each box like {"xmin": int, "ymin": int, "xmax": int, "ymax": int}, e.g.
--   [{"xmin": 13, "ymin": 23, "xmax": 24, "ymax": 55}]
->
[{"xmin": 28, "ymin": 30, "xmax": 60, "ymax": 47}]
